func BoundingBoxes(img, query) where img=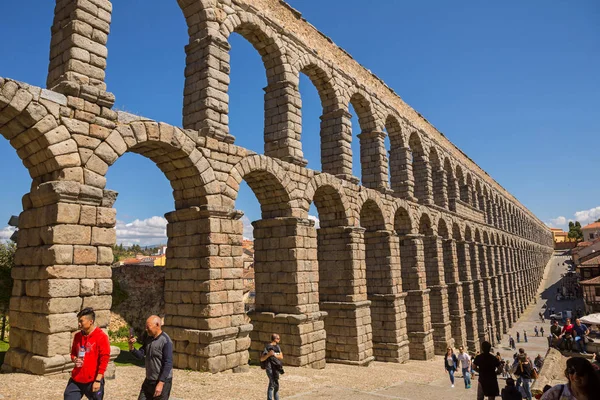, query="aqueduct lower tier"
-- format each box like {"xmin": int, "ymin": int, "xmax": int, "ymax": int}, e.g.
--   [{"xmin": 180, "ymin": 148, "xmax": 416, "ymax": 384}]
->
[{"xmin": 1, "ymin": 0, "xmax": 552, "ymax": 375}]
